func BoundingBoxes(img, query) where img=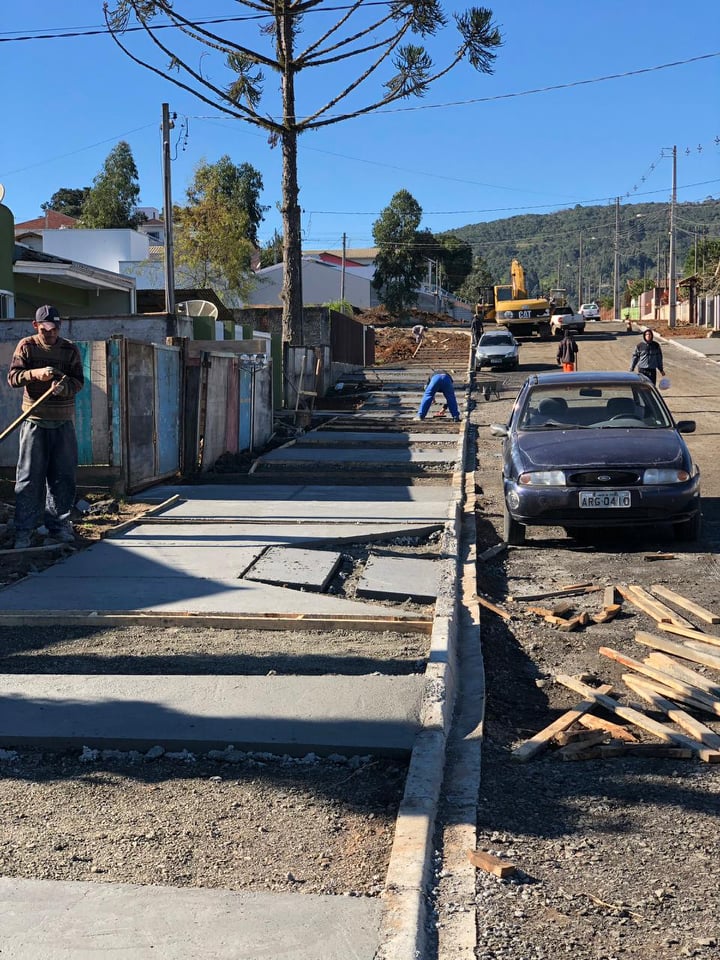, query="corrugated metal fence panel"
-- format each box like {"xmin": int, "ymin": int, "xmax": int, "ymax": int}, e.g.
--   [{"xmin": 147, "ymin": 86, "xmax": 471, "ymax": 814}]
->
[
  {"xmin": 239, "ymin": 367, "xmax": 252, "ymax": 451},
  {"xmin": 200, "ymin": 353, "xmax": 231, "ymax": 471},
  {"xmin": 74, "ymin": 342, "xmax": 93, "ymax": 464},
  {"xmin": 90, "ymin": 341, "xmax": 110, "ymax": 465},
  {"xmin": 0, "ymin": 340, "xmax": 113, "ymax": 469},
  {"xmin": 107, "ymin": 338, "xmax": 123, "ymax": 468},
  {"xmin": 125, "ymin": 340, "xmax": 156, "ymax": 489},
  {"xmin": 154, "ymin": 344, "xmax": 181, "ymax": 476},
  {"xmin": 0, "ymin": 342, "xmax": 21, "ymax": 467},
  {"xmin": 225, "ymin": 359, "xmax": 239, "ymax": 454}
]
